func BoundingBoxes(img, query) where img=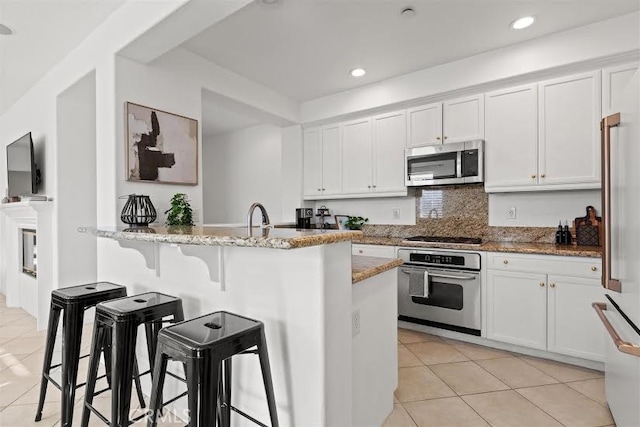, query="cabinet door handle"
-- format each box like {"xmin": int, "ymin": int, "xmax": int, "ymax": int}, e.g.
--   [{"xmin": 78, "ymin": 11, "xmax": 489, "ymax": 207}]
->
[
  {"xmin": 591, "ymin": 266, "xmax": 598, "ymax": 272},
  {"xmin": 367, "ymin": 185, "xmax": 371, "ymax": 189},
  {"xmin": 372, "ymin": 185, "xmax": 377, "ymax": 188},
  {"xmin": 541, "ymin": 174, "xmax": 546, "ymax": 178},
  {"xmin": 539, "ymin": 282, "xmax": 545, "ymax": 287},
  {"xmin": 436, "ymin": 136, "xmax": 441, "ymax": 140},
  {"xmin": 444, "ymin": 136, "xmax": 448, "ymax": 140},
  {"xmin": 322, "ymin": 188, "xmax": 326, "ymax": 191},
  {"xmin": 550, "ymin": 282, "xmax": 556, "ymax": 288},
  {"xmin": 317, "ymin": 188, "xmax": 321, "ymax": 192},
  {"xmin": 531, "ymin": 174, "xmax": 536, "ymax": 179},
  {"xmin": 503, "ymin": 260, "xmax": 509, "ymax": 264}
]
